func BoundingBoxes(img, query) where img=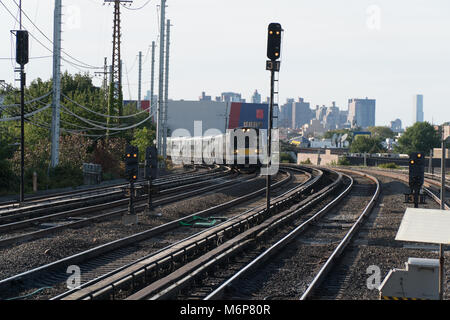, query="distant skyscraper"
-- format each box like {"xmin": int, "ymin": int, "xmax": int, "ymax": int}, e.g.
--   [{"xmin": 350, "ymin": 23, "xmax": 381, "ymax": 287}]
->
[
  {"xmin": 251, "ymin": 90, "xmax": 261, "ymax": 104},
  {"xmin": 199, "ymin": 91, "xmax": 212, "ymax": 101},
  {"xmin": 389, "ymin": 118, "xmax": 403, "ymax": 132},
  {"xmin": 221, "ymin": 92, "xmax": 243, "ymax": 103},
  {"xmin": 414, "ymin": 94, "xmax": 424, "ymax": 123},
  {"xmin": 347, "ymin": 97, "xmax": 376, "ymax": 128},
  {"xmin": 292, "ymin": 98, "xmax": 313, "ymax": 129}
]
